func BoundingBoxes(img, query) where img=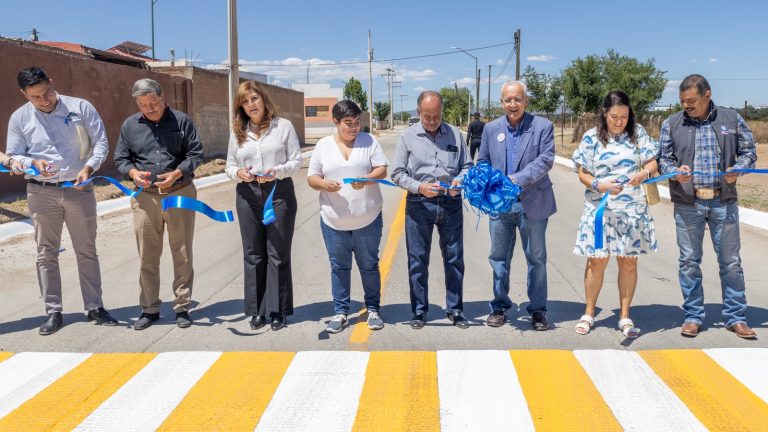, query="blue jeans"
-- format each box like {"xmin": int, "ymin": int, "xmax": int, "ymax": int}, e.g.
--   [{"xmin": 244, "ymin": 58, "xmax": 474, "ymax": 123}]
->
[
  {"xmin": 488, "ymin": 205, "xmax": 549, "ymax": 314},
  {"xmin": 320, "ymin": 213, "xmax": 383, "ymax": 315},
  {"xmin": 405, "ymin": 194, "xmax": 464, "ymax": 315},
  {"xmin": 673, "ymin": 198, "xmax": 747, "ymax": 327}
]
